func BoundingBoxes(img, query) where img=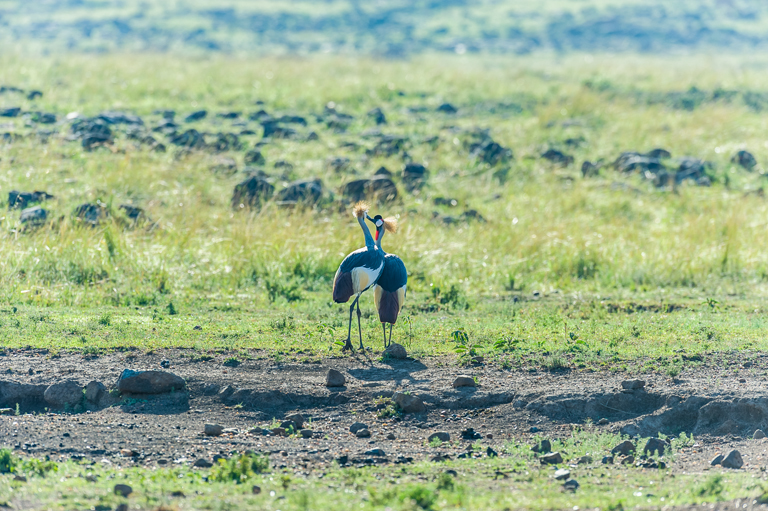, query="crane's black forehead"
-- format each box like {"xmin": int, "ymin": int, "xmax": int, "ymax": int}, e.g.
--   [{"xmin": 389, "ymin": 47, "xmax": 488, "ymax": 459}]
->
[{"xmin": 373, "ymin": 215, "xmax": 383, "ymax": 221}]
